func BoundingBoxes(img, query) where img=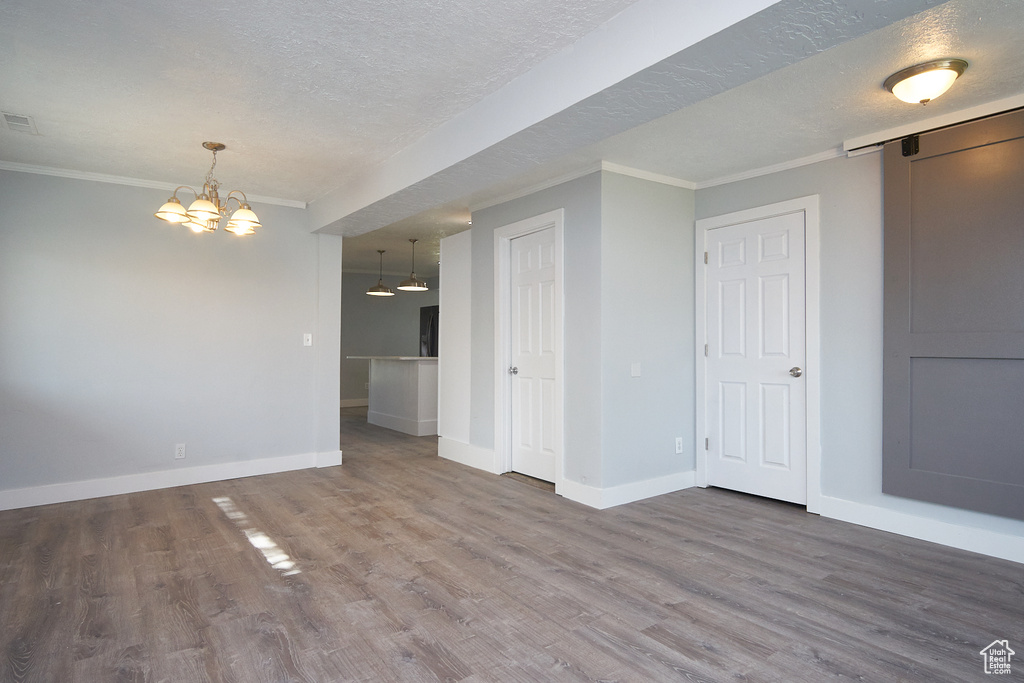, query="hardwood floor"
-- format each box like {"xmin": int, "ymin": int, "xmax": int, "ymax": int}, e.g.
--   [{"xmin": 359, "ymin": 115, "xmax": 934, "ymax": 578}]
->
[{"xmin": 1, "ymin": 409, "xmax": 1021, "ymax": 682}]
